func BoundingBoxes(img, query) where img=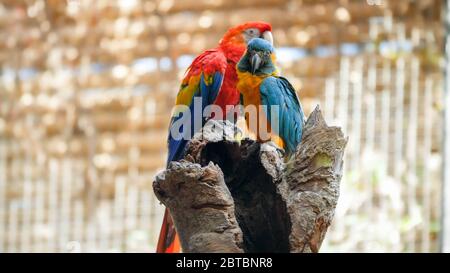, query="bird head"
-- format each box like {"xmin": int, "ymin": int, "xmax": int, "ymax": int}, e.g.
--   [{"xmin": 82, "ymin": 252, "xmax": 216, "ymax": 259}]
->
[
  {"xmin": 219, "ymin": 21, "xmax": 273, "ymax": 59},
  {"xmin": 237, "ymin": 38, "xmax": 276, "ymax": 75}
]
